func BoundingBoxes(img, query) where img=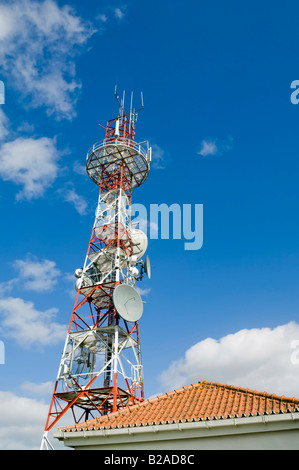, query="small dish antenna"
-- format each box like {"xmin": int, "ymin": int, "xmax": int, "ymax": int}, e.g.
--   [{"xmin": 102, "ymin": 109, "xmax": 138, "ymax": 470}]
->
[
  {"xmin": 135, "ymin": 255, "xmax": 151, "ymax": 281},
  {"xmin": 113, "ymin": 284, "xmax": 143, "ymax": 322},
  {"xmin": 144, "ymin": 255, "xmax": 151, "ymax": 279},
  {"xmin": 130, "ymin": 228, "xmax": 148, "ymax": 260}
]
